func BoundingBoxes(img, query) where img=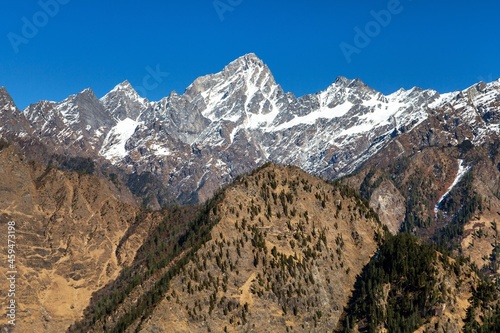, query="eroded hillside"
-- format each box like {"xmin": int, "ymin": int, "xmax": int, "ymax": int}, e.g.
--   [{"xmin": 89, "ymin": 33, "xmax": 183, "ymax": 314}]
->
[{"xmin": 0, "ymin": 144, "xmax": 161, "ymax": 332}]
